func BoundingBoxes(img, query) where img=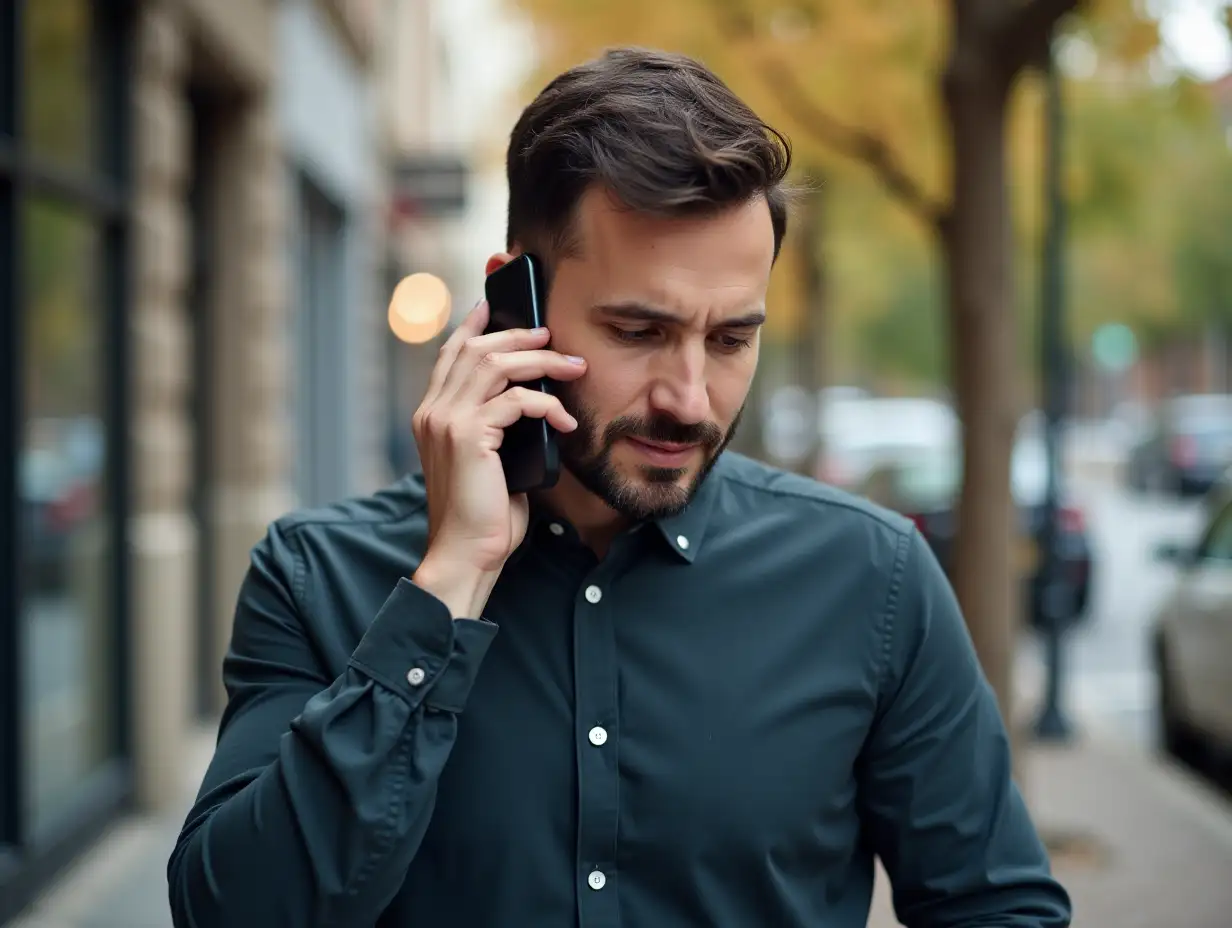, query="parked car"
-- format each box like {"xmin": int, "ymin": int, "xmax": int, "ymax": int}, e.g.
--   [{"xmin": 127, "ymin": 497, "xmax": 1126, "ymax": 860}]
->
[
  {"xmin": 817, "ymin": 396, "xmax": 958, "ymax": 491},
  {"xmin": 1127, "ymin": 394, "xmax": 1232, "ymax": 497},
  {"xmin": 19, "ymin": 418, "xmax": 104, "ymax": 597},
  {"xmin": 859, "ymin": 427, "xmax": 1093, "ymax": 629},
  {"xmin": 1151, "ymin": 498, "xmax": 1232, "ymax": 767}
]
